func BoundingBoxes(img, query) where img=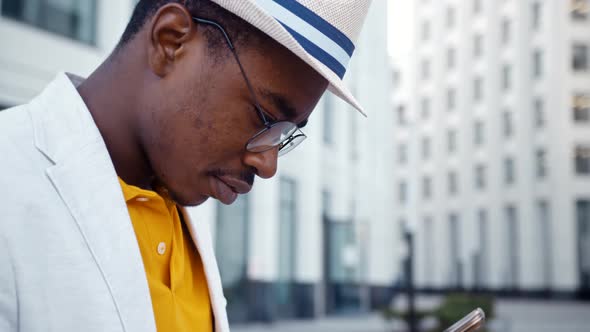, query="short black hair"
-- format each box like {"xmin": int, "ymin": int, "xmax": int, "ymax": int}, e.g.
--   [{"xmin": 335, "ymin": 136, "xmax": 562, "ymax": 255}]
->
[{"xmin": 118, "ymin": 0, "xmax": 268, "ymax": 58}]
